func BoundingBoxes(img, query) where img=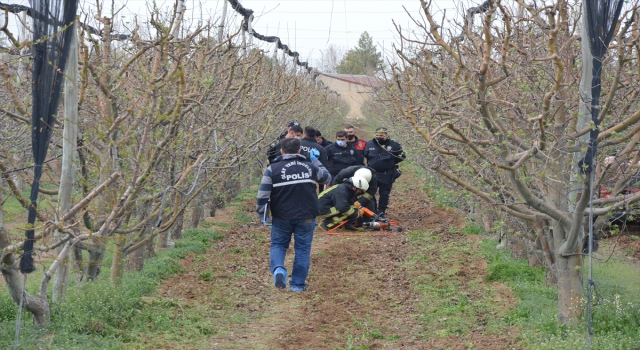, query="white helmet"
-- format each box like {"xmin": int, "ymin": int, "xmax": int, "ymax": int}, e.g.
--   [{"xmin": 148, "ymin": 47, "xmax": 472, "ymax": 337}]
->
[
  {"xmin": 354, "ymin": 168, "xmax": 372, "ymax": 183},
  {"xmin": 349, "ymin": 175, "xmax": 369, "ymax": 191}
]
